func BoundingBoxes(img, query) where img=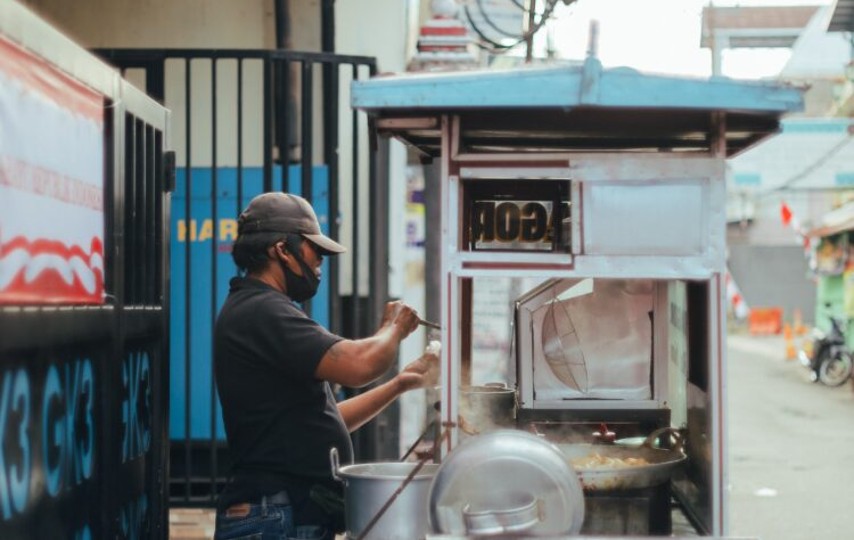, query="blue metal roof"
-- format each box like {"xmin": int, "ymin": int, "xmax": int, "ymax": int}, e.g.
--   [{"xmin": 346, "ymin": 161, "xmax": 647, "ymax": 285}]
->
[
  {"xmin": 351, "ymin": 57, "xmax": 805, "ymax": 158},
  {"xmin": 352, "ymin": 57, "xmax": 804, "ymax": 114}
]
